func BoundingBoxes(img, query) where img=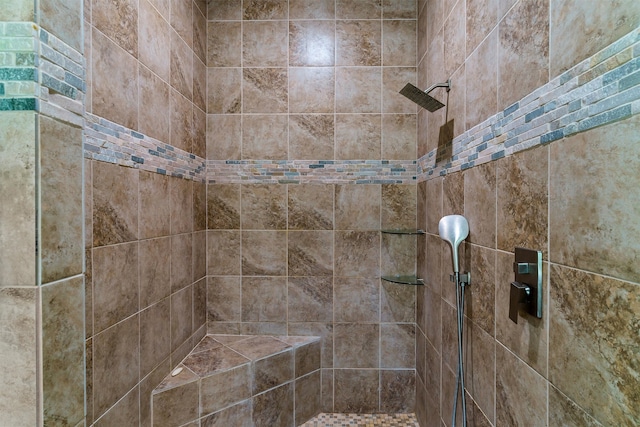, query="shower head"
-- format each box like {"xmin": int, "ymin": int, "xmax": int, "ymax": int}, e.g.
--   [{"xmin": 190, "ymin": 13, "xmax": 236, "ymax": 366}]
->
[
  {"xmin": 438, "ymin": 215, "xmax": 469, "ymax": 273},
  {"xmin": 399, "ymin": 80, "xmax": 451, "ymax": 112}
]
